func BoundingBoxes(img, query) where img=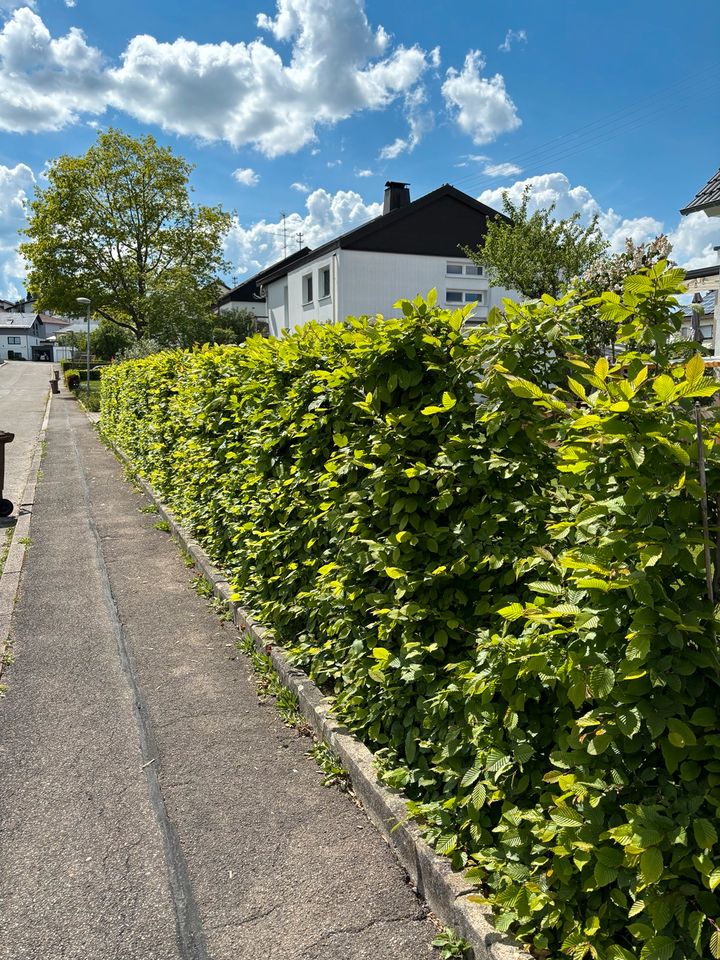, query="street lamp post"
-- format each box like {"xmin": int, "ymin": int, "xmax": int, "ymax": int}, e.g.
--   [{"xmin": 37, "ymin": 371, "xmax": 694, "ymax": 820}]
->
[{"xmin": 76, "ymin": 297, "xmax": 91, "ymax": 400}]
